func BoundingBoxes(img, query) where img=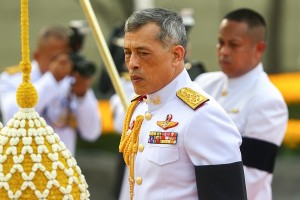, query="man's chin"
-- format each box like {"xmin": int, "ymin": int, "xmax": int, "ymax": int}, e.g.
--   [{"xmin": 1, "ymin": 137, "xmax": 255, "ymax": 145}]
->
[{"xmin": 133, "ymin": 88, "xmax": 146, "ymax": 96}]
